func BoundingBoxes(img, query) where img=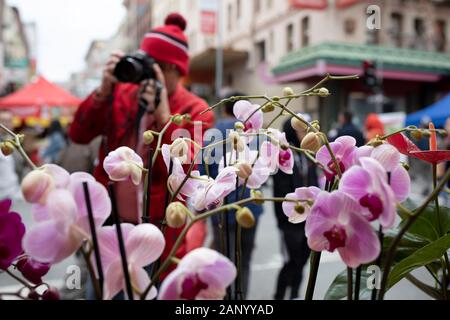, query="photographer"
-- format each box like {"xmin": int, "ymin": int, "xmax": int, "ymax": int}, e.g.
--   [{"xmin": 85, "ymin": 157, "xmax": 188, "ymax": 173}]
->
[{"xmin": 69, "ymin": 13, "xmax": 214, "ymax": 273}]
